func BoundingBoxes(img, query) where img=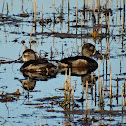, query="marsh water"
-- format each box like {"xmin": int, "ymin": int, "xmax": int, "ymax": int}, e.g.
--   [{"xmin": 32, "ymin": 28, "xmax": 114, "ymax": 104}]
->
[{"xmin": 0, "ymin": 0, "xmax": 126, "ymax": 125}]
